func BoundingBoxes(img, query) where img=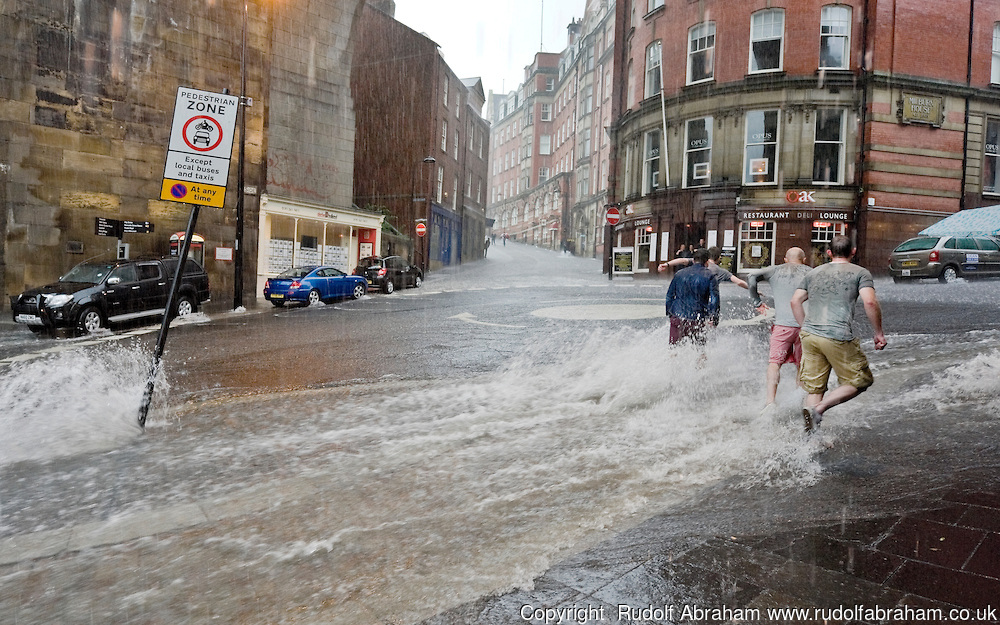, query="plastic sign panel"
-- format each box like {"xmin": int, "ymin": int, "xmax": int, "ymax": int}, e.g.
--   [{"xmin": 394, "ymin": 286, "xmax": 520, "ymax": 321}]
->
[{"xmin": 160, "ymin": 87, "xmax": 239, "ymax": 208}]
